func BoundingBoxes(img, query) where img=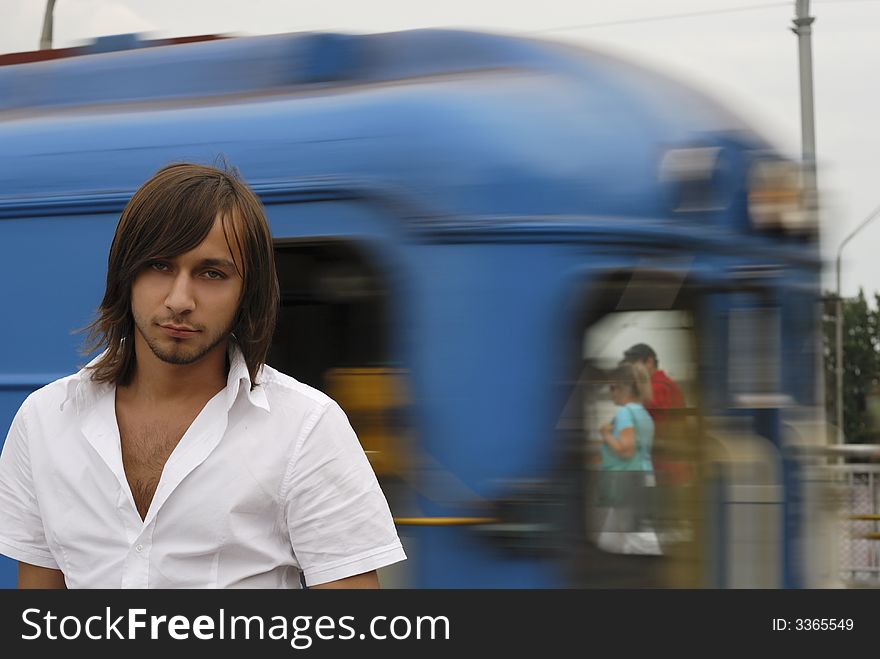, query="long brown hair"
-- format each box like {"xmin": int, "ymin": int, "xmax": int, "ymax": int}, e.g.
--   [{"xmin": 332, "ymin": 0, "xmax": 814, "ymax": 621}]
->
[{"xmin": 82, "ymin": 162, "xmax": 279, "ymax": 388}]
